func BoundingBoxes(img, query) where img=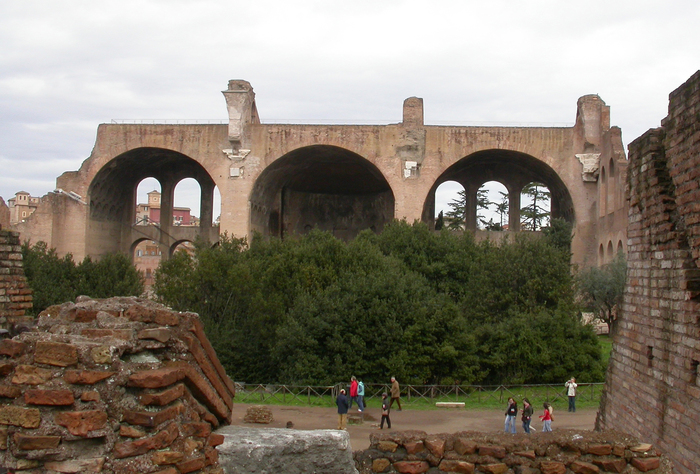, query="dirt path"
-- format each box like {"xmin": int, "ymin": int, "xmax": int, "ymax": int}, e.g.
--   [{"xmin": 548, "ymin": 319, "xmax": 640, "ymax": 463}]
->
[{"xmin": 228, "ymin": 403, "xmax": 598, "ymax": 451}]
